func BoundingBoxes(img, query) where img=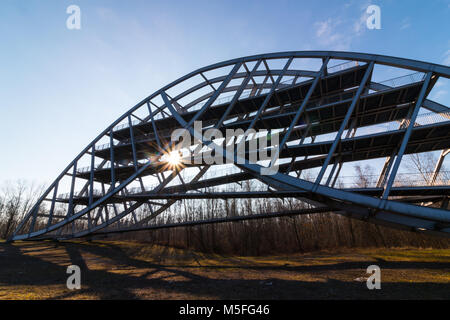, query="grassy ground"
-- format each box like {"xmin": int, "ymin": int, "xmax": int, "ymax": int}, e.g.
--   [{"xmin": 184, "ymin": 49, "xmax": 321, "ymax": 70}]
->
[{"xmin": 0, "ymin": 240, "xmax": 449, "ymax": 299}]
